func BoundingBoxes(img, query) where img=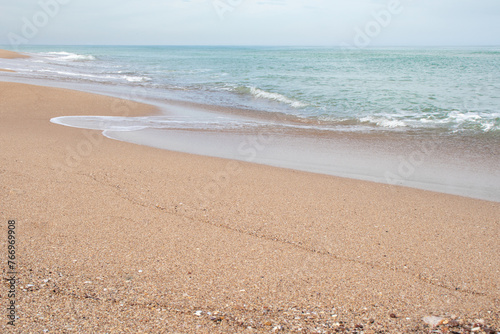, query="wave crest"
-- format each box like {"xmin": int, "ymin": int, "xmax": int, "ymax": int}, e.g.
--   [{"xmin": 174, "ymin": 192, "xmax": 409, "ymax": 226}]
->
[
  {"xmin": 234, "ymin": 86, "xmax": 308, "ymax": 108},
  {"xmin": 44, "ymin": 51, "xmax": 96, "ymax": 61}
]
